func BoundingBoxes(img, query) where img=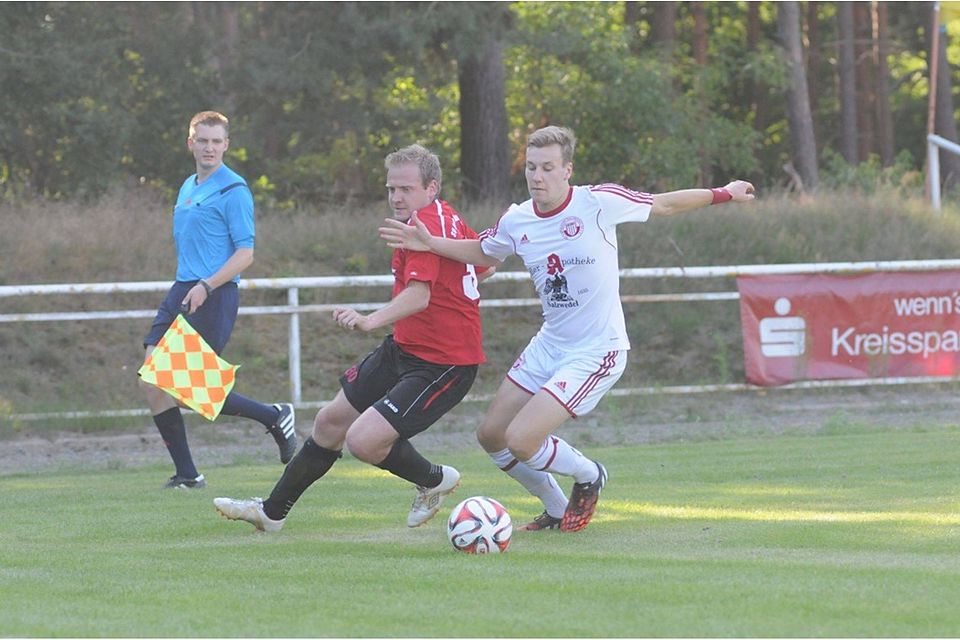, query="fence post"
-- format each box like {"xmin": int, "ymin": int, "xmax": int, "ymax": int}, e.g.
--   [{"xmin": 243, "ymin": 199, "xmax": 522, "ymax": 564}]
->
[
  {"xmin": 929, "ymin": 136, "xmax": 942, "ymax": 213},
  {"xmin": 287, "ymin": 287, "xmax": 302, "ymax": 405}
]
